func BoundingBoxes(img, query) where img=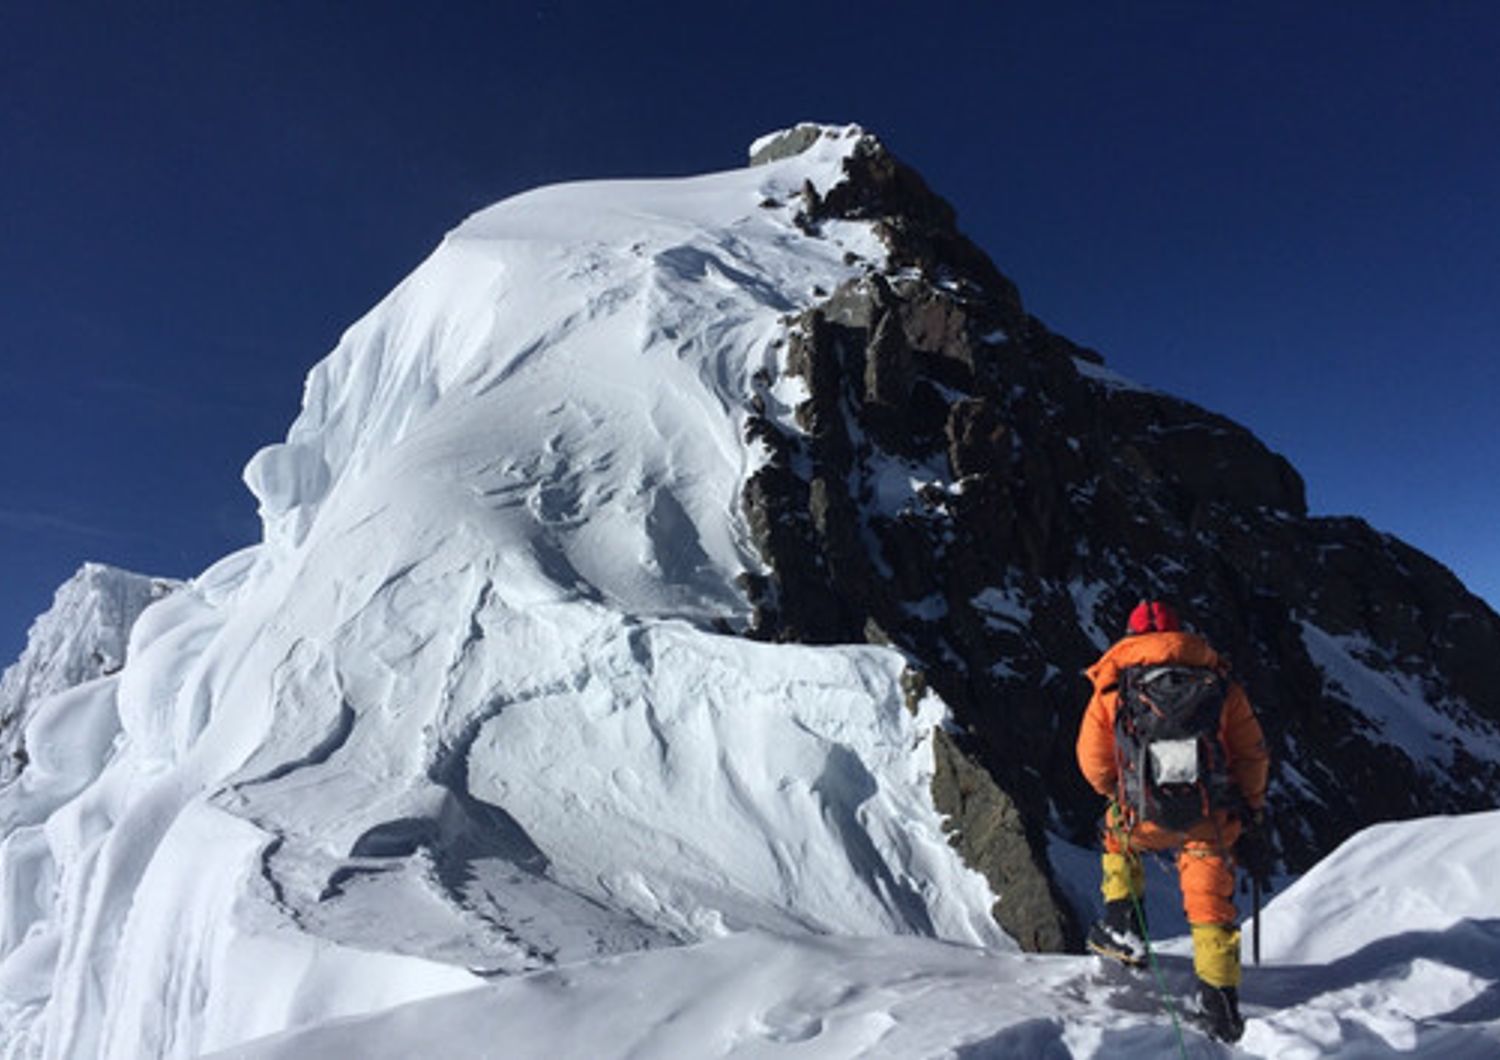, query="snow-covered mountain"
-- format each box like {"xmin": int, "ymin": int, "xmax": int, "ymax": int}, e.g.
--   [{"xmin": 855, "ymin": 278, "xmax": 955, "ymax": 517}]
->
[
  {"xmin": 2, "ymin": 125, "xmax": 1498, "ymax": 1058},
  {"xmin": 0, "ymin": 564, "xmax": 175, "ymax": 788},
  {"xmin": 1, "ymin": 125, "xmax": 1006, "ymax": 1059},
  {"xmin": 723, "ymin": 126, "xmax": 1500, "ymax": 932}
]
